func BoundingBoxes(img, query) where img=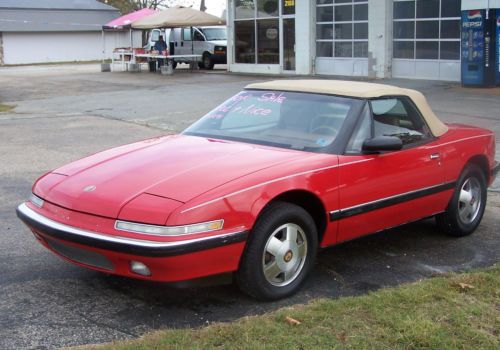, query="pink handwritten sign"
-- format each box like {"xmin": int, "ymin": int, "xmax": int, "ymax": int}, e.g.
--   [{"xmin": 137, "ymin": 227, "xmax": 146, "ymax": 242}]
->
[
  {"xmin": 258, "ymin": 92, "xmax": 286, "ymax": 104},
  {"xmin": 205, "ymin": 91, "xmax": 286, "ymax": 119}
]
